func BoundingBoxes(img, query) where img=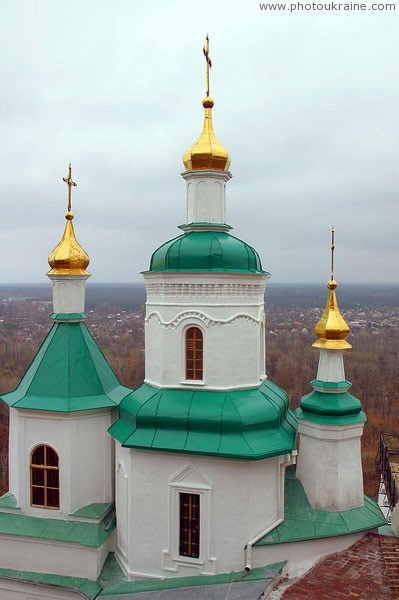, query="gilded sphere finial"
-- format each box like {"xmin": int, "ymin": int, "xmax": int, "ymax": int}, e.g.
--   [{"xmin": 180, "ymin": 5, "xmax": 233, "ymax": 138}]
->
[
  {"xmin": 202, "ymin": 96, "xmax": 214, "ymax": 108},
  {"xmin": 327, "ymin": 279, "xmax": 337, "ymax": 290},
  {"xmin": 65, "ymin": 211, "xmax": 74, "ymax": 221}
]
